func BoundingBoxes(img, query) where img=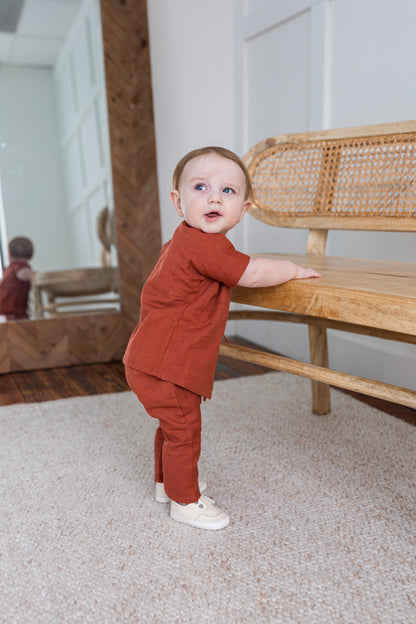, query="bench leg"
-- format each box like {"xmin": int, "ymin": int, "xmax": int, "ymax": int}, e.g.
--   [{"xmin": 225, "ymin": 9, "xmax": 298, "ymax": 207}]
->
[{"xmin": 308, "ymin": 325, "xmax": 330, "ymax": 414}]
